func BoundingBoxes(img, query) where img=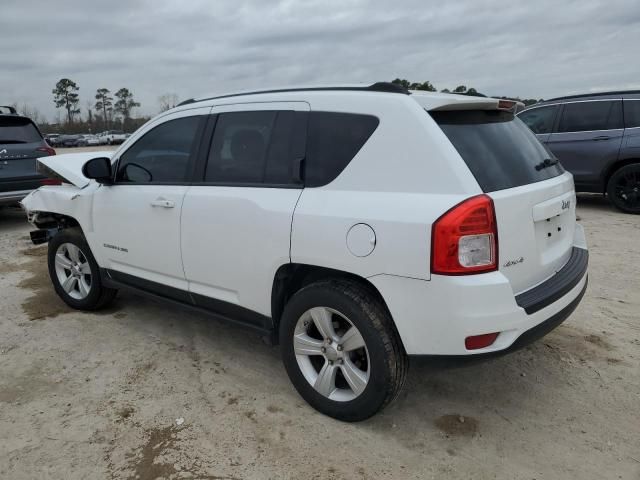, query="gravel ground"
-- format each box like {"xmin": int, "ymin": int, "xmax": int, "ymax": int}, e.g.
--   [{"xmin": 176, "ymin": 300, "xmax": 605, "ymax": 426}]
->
[
  {"xmin": 0, "ymin": 195, "xmax": 638, "ymax": 480},
  {"xmin": 55, "ymin": 146, "xmax": 118, "ymax": 155}
]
